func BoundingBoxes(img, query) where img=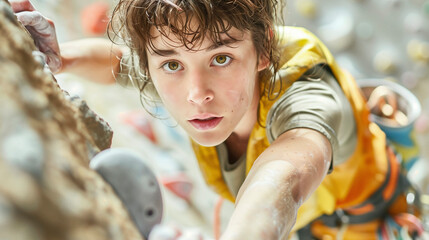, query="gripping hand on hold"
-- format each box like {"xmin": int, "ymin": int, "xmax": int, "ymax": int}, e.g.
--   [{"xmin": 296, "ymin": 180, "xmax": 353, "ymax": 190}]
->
[
  {"xmin": 9, "ymin": 0, "xmax": 62, "ymax": 73},
  {"xmin": 149, "ymin": 224, "xmax": 212, "ymax": 240}
]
